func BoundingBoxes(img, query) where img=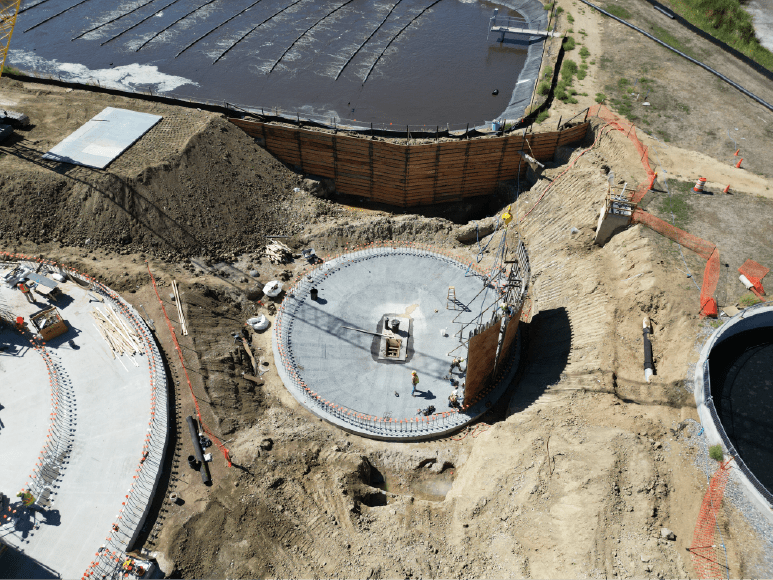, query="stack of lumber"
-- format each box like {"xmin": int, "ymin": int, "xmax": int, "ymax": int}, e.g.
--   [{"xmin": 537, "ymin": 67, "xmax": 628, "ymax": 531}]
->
[
  {"xmin": 92, "ymin": 305, "xmax": 144, "ymax": 369},
  {"xmin": 265, "ymin": 241, "xmax": 293, "ymax": 264}
]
